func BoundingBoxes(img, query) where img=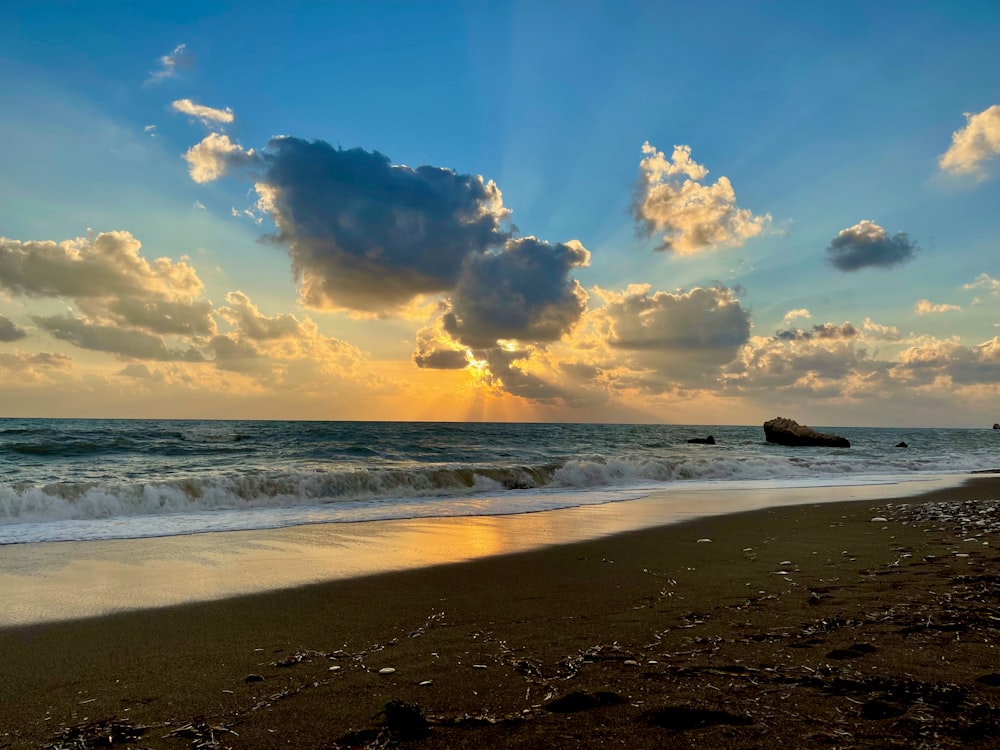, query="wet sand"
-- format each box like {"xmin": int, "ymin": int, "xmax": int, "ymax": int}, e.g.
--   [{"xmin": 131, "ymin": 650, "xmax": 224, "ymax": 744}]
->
[{"xmin": 2, "ymin": 476, "xmax": 999, "ymax": 748}]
